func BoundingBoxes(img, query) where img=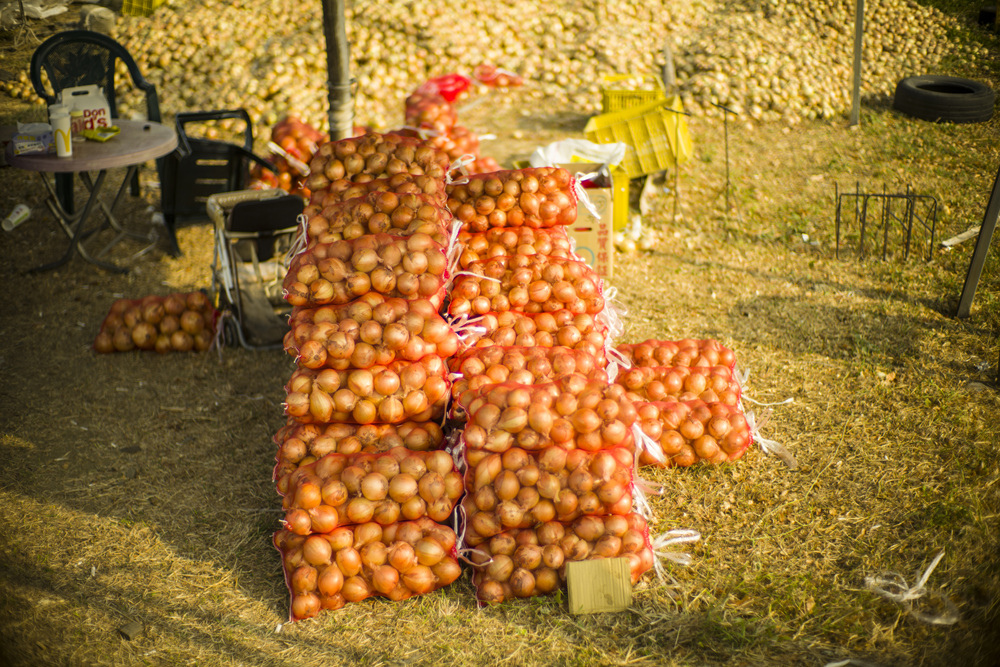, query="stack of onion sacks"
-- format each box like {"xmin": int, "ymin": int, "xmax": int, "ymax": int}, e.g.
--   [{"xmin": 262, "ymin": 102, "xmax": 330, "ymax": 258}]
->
[
  {"xmin": 93, "ymin": 292, "xmax": 216, "ymax": 354},
  {"xmin": 274, "ymin": 516, "xmax": 461, "ymax": 620},
  {"xmin": 274, "ymin": 131, "xmax": 462, "ymax": 621}
]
